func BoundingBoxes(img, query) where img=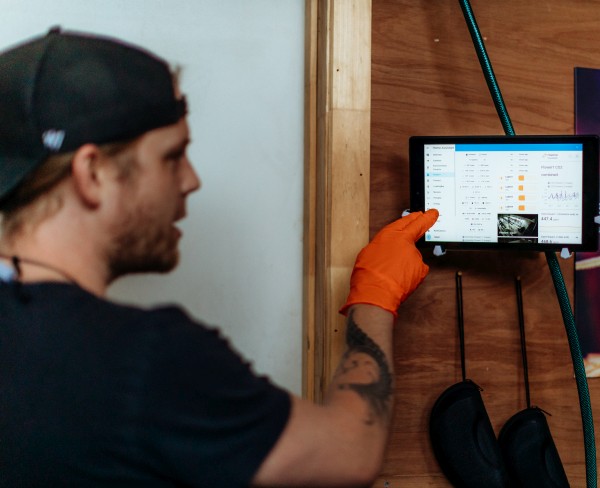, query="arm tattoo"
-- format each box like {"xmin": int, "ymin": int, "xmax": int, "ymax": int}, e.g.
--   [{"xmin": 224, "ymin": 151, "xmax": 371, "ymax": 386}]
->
[{"xmin": 336, "ymin": 311, "xmax": 393, "ymax": 425}]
